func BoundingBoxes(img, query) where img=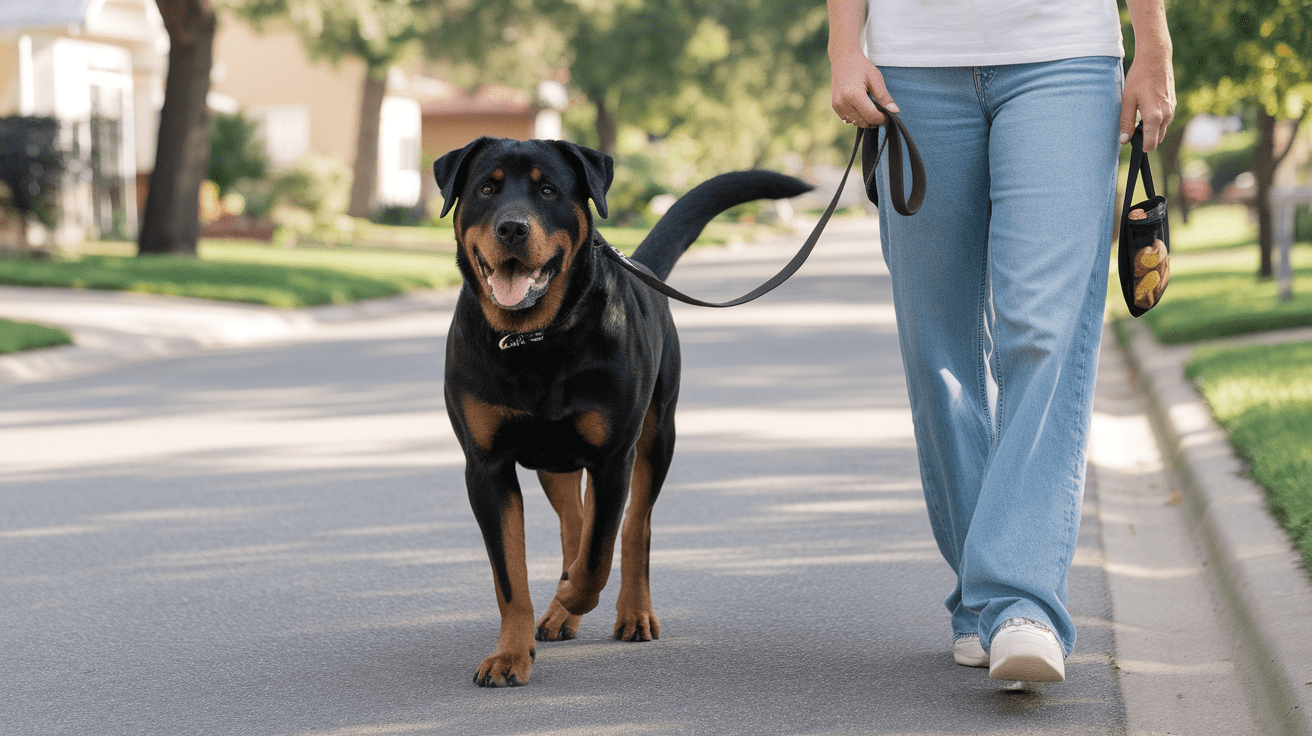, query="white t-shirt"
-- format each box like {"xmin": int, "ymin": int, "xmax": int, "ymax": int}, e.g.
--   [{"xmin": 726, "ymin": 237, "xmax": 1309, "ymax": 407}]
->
[{"xmin": 864, "ymin": 0, "xmax": 1124, "ymax": 67}]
